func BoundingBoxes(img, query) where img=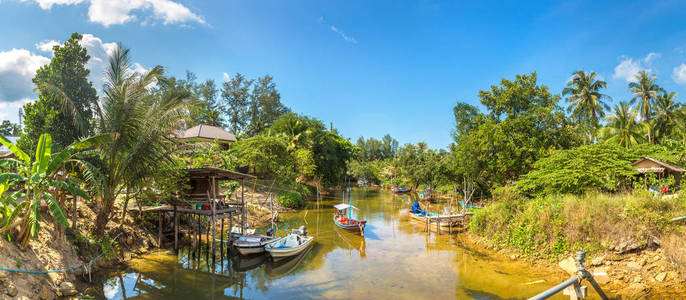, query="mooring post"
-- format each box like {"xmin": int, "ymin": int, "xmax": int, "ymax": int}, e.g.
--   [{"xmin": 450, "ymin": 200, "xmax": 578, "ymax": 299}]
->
[
  {"xmin": 158, "ymin": 211, "xmax": 162, "ymax": 247},
  {"xmin": 220, "ymin": 218, "xmax": 225, "ymax": 261},
  {"xmin": 174, "ymin": 205, "xmax": 178, "ymax": 252}
]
